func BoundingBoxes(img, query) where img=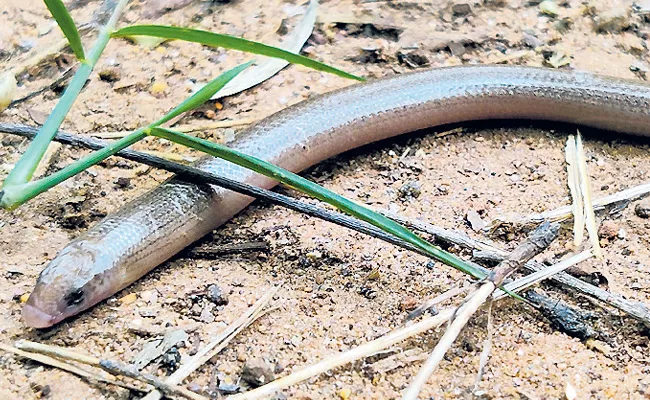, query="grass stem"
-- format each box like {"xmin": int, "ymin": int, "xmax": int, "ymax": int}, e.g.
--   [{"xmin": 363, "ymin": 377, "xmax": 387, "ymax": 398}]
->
[{"xmin": 2, "ymin": 0, "xmax": 130, "ymax": 188}]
